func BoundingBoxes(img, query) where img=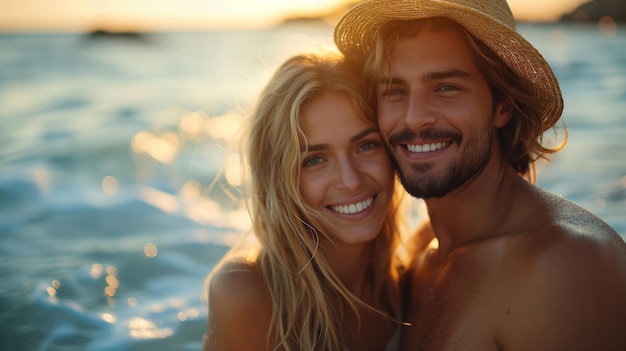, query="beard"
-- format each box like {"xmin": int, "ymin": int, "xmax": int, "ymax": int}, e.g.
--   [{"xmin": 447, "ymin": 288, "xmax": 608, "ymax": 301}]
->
[{"xmin": 387, "ymin": 118, "xmax": 494, "ymax": 199}]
